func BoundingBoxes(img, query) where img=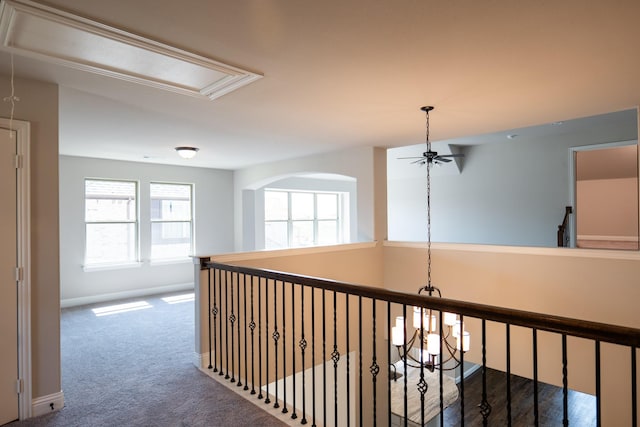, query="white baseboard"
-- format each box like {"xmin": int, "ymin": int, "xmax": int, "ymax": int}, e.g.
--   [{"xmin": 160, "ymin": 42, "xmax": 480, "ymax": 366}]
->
[
  {"xmin": 61, "ymin": 283, "xmax": 194, "ymax": 308},
  {"xmin": 31, "ymin": 391, "xmax": 64, "ymax": 418}
]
